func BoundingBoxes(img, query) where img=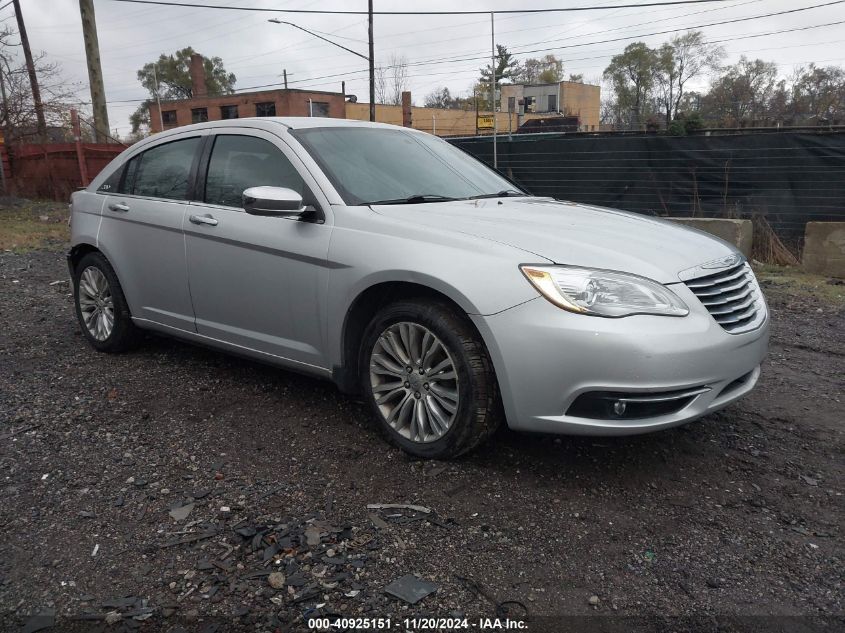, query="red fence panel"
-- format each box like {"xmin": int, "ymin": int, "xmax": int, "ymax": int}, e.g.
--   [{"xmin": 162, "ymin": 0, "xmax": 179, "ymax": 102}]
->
[{"xmin": 9, "ymin": 143, "xmax": 125, "ymax": 201}]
